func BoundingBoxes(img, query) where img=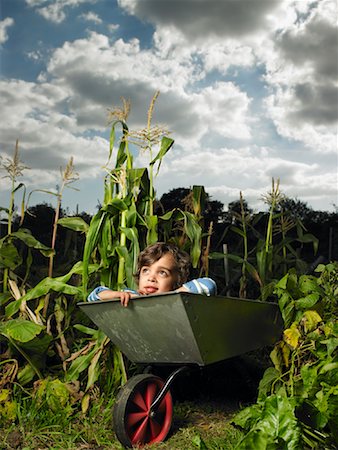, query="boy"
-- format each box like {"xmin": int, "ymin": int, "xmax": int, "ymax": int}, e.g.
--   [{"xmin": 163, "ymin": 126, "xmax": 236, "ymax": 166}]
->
[{"xmin": 88, "ymin": 242, "xmax": 216, "ymax": 306}]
